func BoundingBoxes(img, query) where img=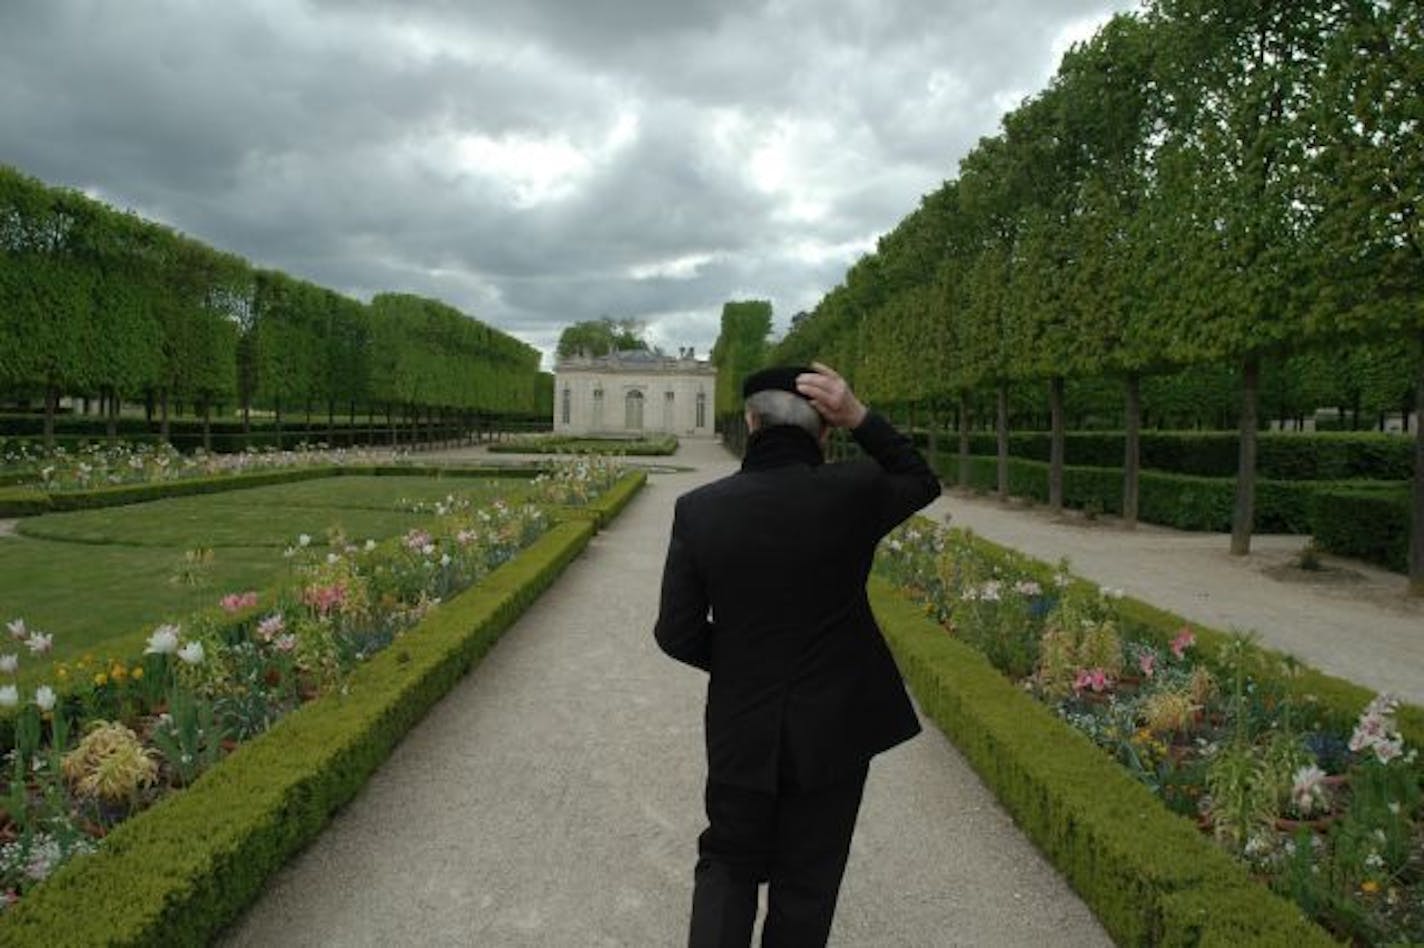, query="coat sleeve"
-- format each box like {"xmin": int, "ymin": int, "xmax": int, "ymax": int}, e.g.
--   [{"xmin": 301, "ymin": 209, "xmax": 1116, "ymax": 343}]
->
[
  {"xmin": 654, "ymin": 498, "xmax": 714, "ymax": 671},
  {"xmin": 851, "ymin": 410, "xmax": 942, "ymax": 538}
]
